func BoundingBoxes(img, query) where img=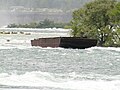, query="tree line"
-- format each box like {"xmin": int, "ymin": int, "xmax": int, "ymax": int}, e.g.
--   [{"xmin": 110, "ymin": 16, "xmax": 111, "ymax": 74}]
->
[{"xmin": 7, "ymin": 19, "xmax": 69, "ymax": 28}]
